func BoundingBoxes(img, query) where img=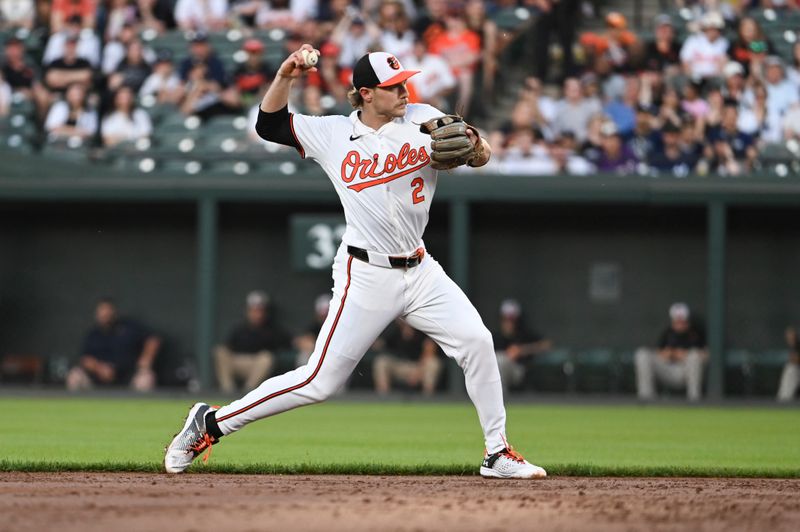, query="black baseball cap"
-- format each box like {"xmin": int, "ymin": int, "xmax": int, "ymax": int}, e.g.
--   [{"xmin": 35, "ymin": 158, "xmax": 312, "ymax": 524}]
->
[{"xmin": 352, "ymin": 52, "xmax": 419, "ymax": 90}]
